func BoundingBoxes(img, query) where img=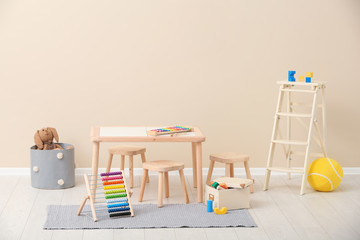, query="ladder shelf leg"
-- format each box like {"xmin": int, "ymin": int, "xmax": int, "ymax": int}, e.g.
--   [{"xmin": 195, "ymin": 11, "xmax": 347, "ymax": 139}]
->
[
  {"xmin": 300, "ymin": 87, "xmax": 319, "ymax": 195},
  {"xmin": 286, "ymin": 89, "xmax": 292, "ymax": 180},
  {"xmin": 264, "ymin": 85, "xmax": 285, "ymax": 191}
]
